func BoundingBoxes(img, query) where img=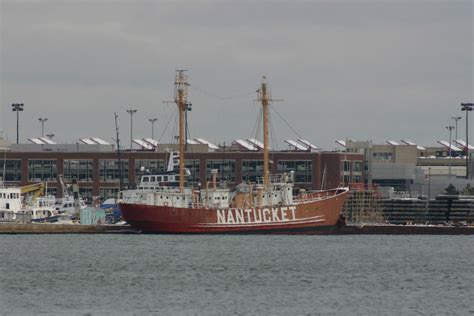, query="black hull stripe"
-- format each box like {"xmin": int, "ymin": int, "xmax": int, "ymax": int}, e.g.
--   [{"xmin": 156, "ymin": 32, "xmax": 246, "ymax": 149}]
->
[{"xmin": 134, "ymin": 224, "xmax": 339, "ymax": 235}]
